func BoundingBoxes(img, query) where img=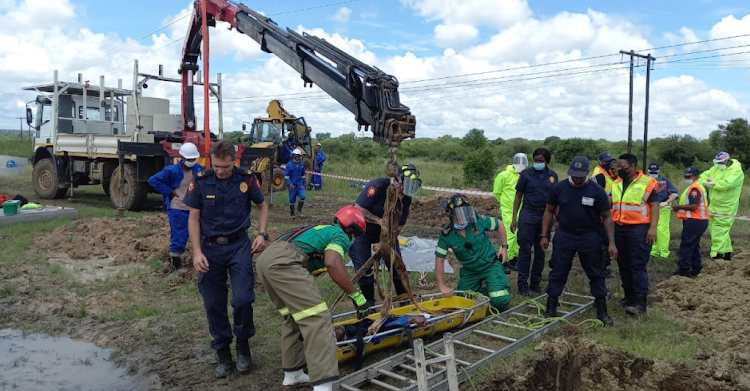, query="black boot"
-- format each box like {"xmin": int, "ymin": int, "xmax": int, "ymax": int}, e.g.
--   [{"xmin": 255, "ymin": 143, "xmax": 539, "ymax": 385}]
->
[
  {"xmin": 289, "ymin": 204, "xmax": 296, "ymax": 219},
  {"xmin": 297, "ymin": 201, "xmax": 304, "ymax": 217},
  {"xmin": 544, "ymin": 296, "xmax": 559, "ymax": 318},
  {"xmin": 508, "ymin": 257, "xmax": 518, "ymax": 271},
  {"xmin": 215, "ymin": 347, "xmax": 234, "ymax": 378},
  {"xmin": 690, "ymin": 267, "xmax": 702, "ymax": 277},
  {"xmin": 503, "ymin": 264, "xmax": 511, "ymax": 274},
  {"xmin": 530, "ymin": 283, "xmax": 543, "ymax": 294},
  {"xmin": 724, "ymin": 252, "xmax": 733, "ymax": 261},
  {"xmin": 360, "ymin": 283, "xmax": 376, "ymax": 303},
  {"xmin": 170, "ymin": 255, "xmax": 182, "ymax": 272},
  {"xmin": 595, "ymin": 298, "xmax": 614, "ymax": 327},
  {"xmin": 625, "ymin": 294, "xmax": 648, "ymax": 315},
  {"xmin": 236, "ymin": 339, "xmax": 252, "ymax": 373},
  {"xmin": 711, "ymin": 253, "xmax": 724, "ymax": 260},
  {"xmin": 671, "ymin": 268, "xmax": 691, "ymax": 277},
  {"xmin": 518, "ymin": 283, "xmax": 532, "ymax": 297},
  {"xmin": 617, "ymin": 289, "xmax": 634, "ymax": 308}
]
